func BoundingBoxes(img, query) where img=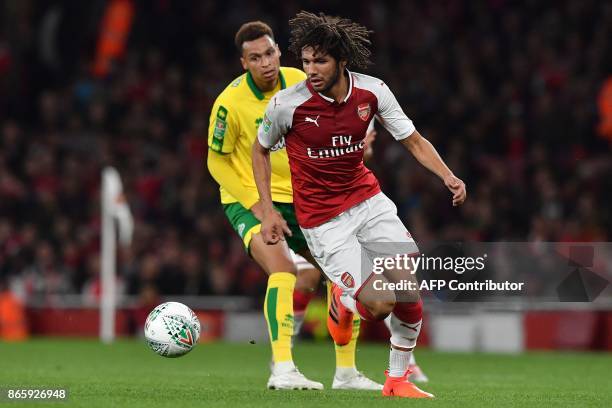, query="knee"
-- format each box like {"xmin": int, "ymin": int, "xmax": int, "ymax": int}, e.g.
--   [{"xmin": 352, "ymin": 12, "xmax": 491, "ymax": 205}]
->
[
  {"xmin": 285, "ymin": 263, "xmax": 298, "ymax": 276},
  {"xmin": 402, "ymin": 289, "xmax": 420, "ymax": 304},
  {"xmin": 268, "ymin": 259, "xmax": 298, "ymax": 276},
  {"xmin": 367, "ymin": 300, "xmax": 395, "ymax": 321},
  {"xmin": 249, "ymin": 236, "xmax": 297, "ymax": 275}
]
